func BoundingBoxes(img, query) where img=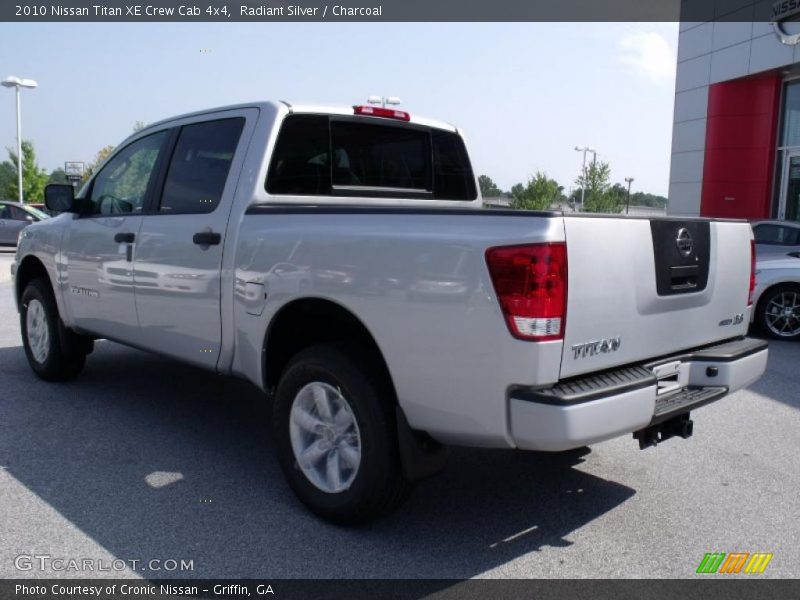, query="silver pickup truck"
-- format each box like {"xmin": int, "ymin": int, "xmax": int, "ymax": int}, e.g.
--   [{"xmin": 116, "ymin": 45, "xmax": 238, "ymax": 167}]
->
[{"xmin": 12, "ymin": 101, "xmax": 767, "ymax": 523}]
